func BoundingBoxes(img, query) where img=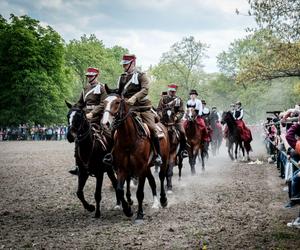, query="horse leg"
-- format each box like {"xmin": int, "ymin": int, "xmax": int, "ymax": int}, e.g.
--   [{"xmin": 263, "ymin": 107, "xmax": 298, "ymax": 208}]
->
[
  {"xmin": 240, "ymin": 142, "xmax": 245, "ymax": 161},
  {"xmin": 159, "ymin": 167, "xmax": 168, "ymax": 208},
  {"xmin": 200, "ymin": 148, "xmax": 205, "ymax": 170},
  {"xmin": 77, "ymin": 170, "xmax": 95, "ymax": 212},
  {"xmin": 166, "ymin": 161, "xmax": 174, "ymax": 193},
  {"xmin": 94, "ymin": 172, "xmax": 104, "ymax": 218},
  {"xmin": 126, "ymin": 176, "xmax": 133, "ymax": 206},
  {"xmin": 135, "ymin": 175, "xmax": 146, "ymax": 224},
  {"xmin": 228, "ymin": 142, "xmax": 234, "ymax": 160},
  {"xmin": 106, "ymin": 168, "xmax": 121, "ymax": 209},
  {"xmin": 178, "ymin": 155, "xmax": 183, "ymax": 181},
  {"xmin": 117, "ymin": 173, "xmax": 133, "ymax": 218},
  {"xmin": 146, "ymin": 170, "xmax": 159, "ymax": 209},
  {"xmin": 234, "ymin": 142, "xmax": 239, "ymax": 161}
]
